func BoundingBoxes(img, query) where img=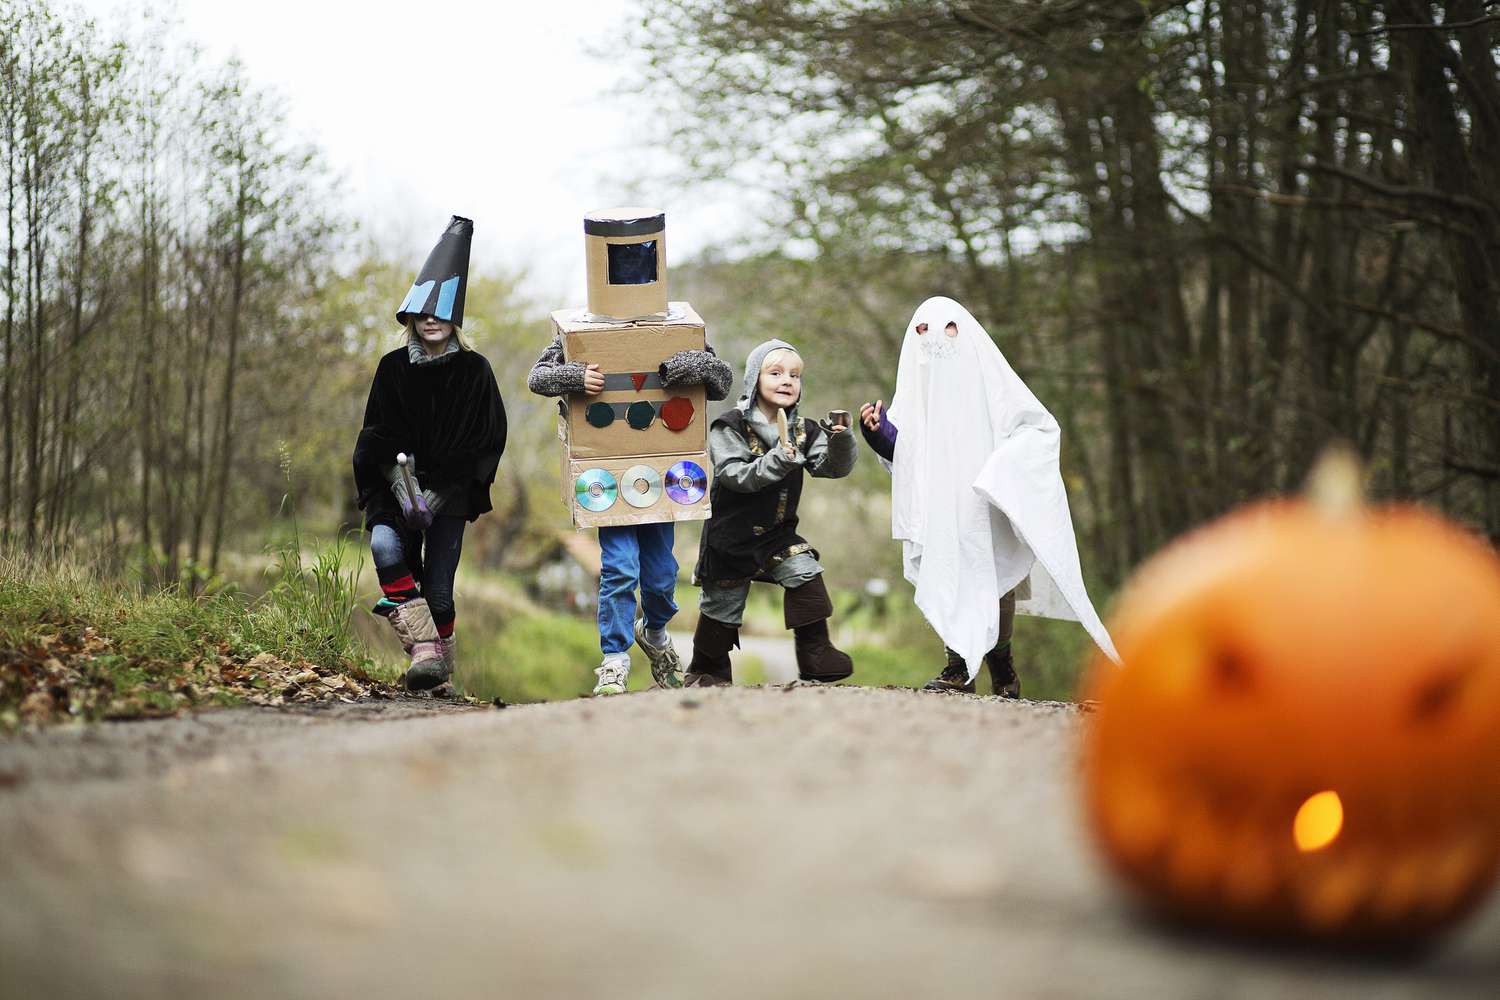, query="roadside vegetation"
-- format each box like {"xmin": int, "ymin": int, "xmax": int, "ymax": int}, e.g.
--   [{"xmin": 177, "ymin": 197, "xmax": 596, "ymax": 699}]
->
[{"xmin": 0, "ymin": 535, "xmax": 397, "ymax": 730}]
